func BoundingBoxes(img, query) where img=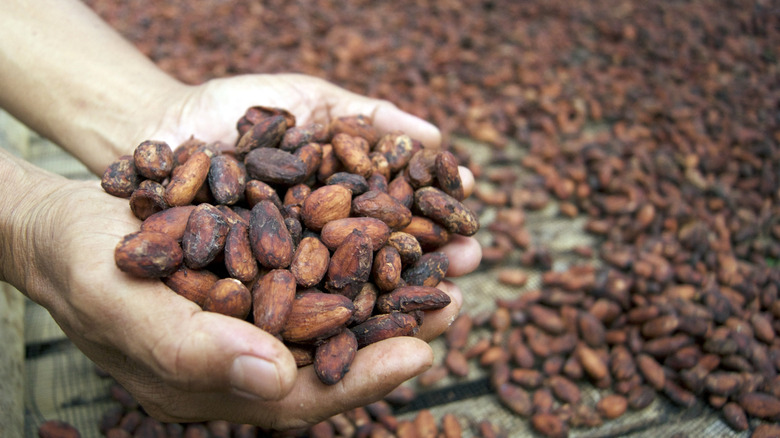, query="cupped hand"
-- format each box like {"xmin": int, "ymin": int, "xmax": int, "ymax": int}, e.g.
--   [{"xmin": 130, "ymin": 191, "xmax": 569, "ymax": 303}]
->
[
  {"xmin": 26, "ymin": 73, "xmax": 481, "ymax": 429},
  {"xmin": 129, "ymin": 73, "xmax": 442, "ymax": 160}
]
